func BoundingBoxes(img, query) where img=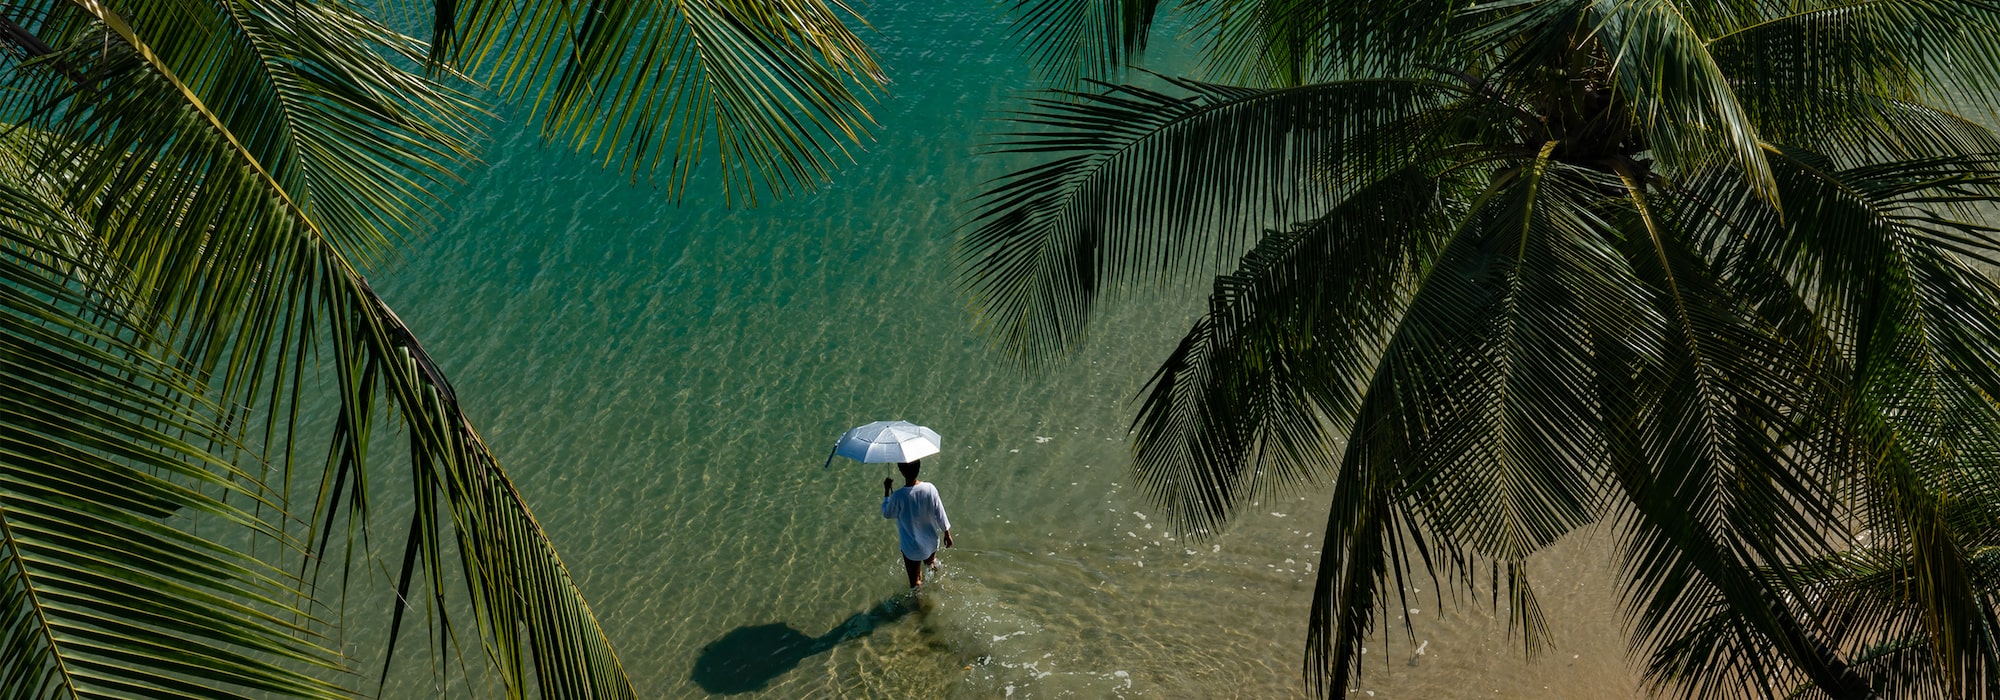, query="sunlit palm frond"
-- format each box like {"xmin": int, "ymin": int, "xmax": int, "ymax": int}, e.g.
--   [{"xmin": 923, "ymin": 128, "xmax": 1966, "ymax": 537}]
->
[
  {"xmin": 432, "ymin": 0, "xmax": 883, "ymax": 204},
  {"xmin": 2, "ymin": 0, "xmax": 634, "ymax": 695},
  {"xmin": 1, "ymin": 0, "xmax": 478, "ymax": 267},
  {"xmin": 0, "ymin": 0, "xmax": 475, "ymax": 420},
  {"xmin": 0, "ymin": 180, "xmax": 345, "ymax": 699}
]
